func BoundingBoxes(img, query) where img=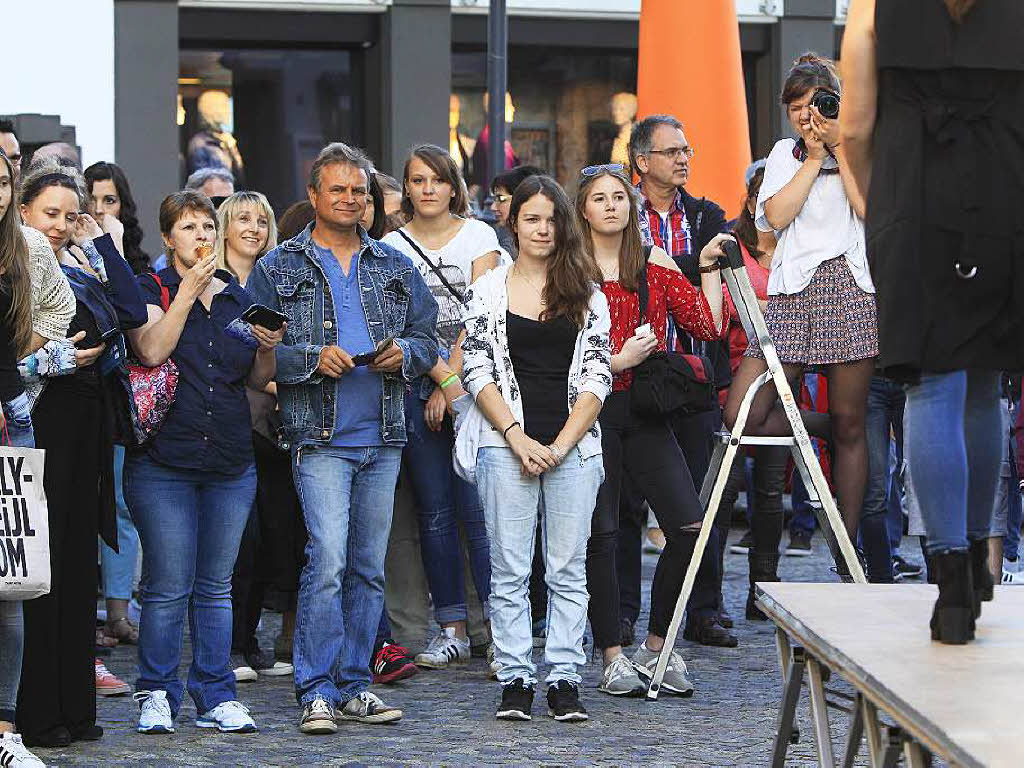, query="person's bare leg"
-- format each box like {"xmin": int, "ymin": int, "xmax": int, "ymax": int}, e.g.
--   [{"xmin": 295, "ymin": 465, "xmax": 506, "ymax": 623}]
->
[
  {"xmin": 824, "ymin": 358, "xmax": 875, "ymax": 542},
  {"xmin": 989, "ymin": 537, "xmax": 1003, "ymax": 583}
]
